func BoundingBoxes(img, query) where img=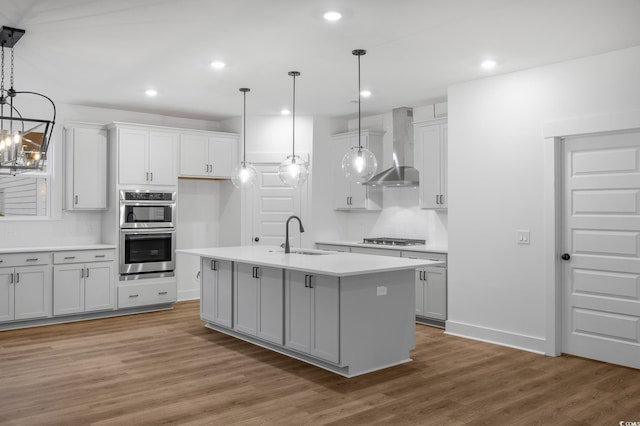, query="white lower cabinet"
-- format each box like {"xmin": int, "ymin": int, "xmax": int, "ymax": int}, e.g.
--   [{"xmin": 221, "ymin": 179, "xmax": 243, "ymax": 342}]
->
[
  {"xmin": 233, "ymin": 263, "xmax": 283, "ymax": 345},
  {"xmin": 0, "ymin": 265, "xmax": 52, "ymax": 323},
  {"xmin": 53, "ymin": 250, "xmax": 115, "ymax": 316},
  {"xmin": 285, "ymin": 270, "xmax": 340, "ymax": 364},
  {"xmin": 200, "ymin": 257, "xmax": 233, "ymax": 328},
  {"xmin": 415, "ymin": 266, "xmax": 447, "ymax": 321}
]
